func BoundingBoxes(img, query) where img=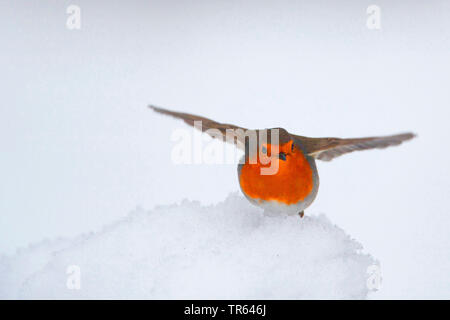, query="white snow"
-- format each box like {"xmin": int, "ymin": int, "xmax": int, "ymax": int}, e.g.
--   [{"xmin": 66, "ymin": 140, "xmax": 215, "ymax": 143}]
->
[{"xmin": 0, "ymin": 193, "xmax": 376, "ymax": 299}]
